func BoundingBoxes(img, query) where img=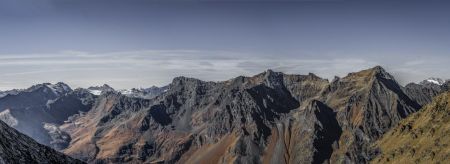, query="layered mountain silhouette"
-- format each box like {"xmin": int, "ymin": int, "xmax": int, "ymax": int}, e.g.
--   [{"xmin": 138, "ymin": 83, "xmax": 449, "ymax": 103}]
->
[
  {"xmin": 0, "ymin": 66, "xmax": 448, "ymax": 164},
  {"xmin": 0, "ymin": 120, "xmax": 83, "ymax": 164}
]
